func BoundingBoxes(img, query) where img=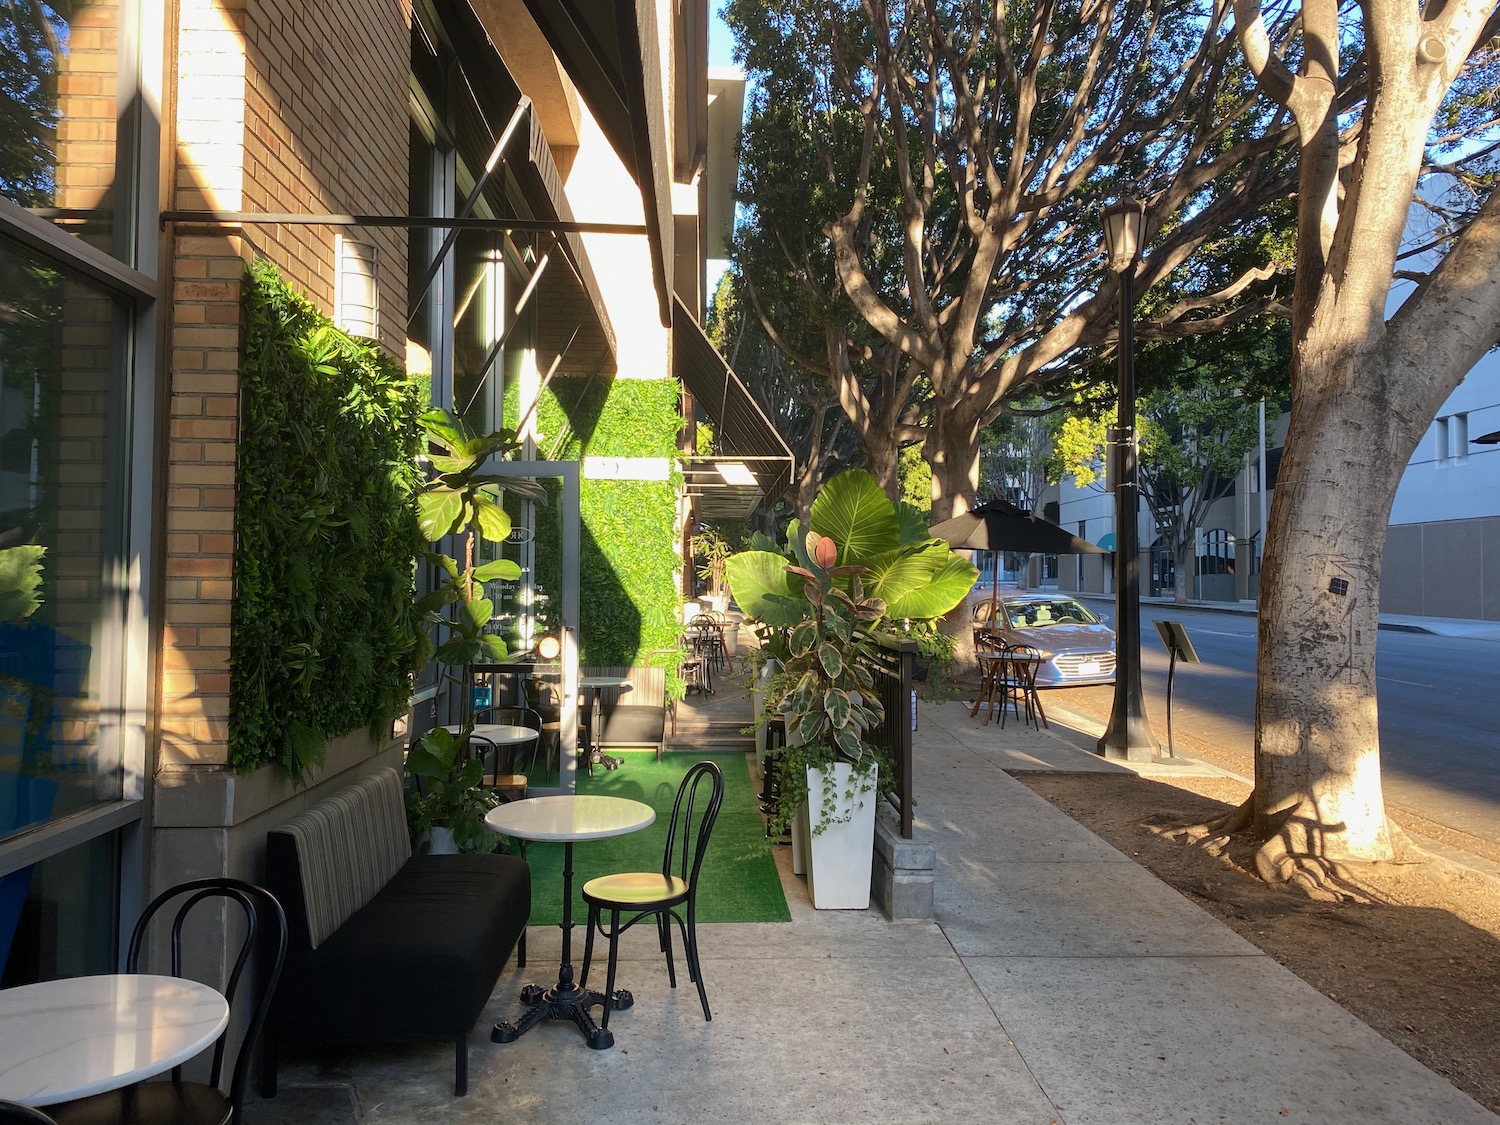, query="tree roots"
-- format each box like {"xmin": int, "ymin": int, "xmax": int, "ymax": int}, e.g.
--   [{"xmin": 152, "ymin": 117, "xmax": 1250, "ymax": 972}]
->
[{"xmin": 1149, "ymin": 795, "xmax": 1403, "ymax": 902}]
